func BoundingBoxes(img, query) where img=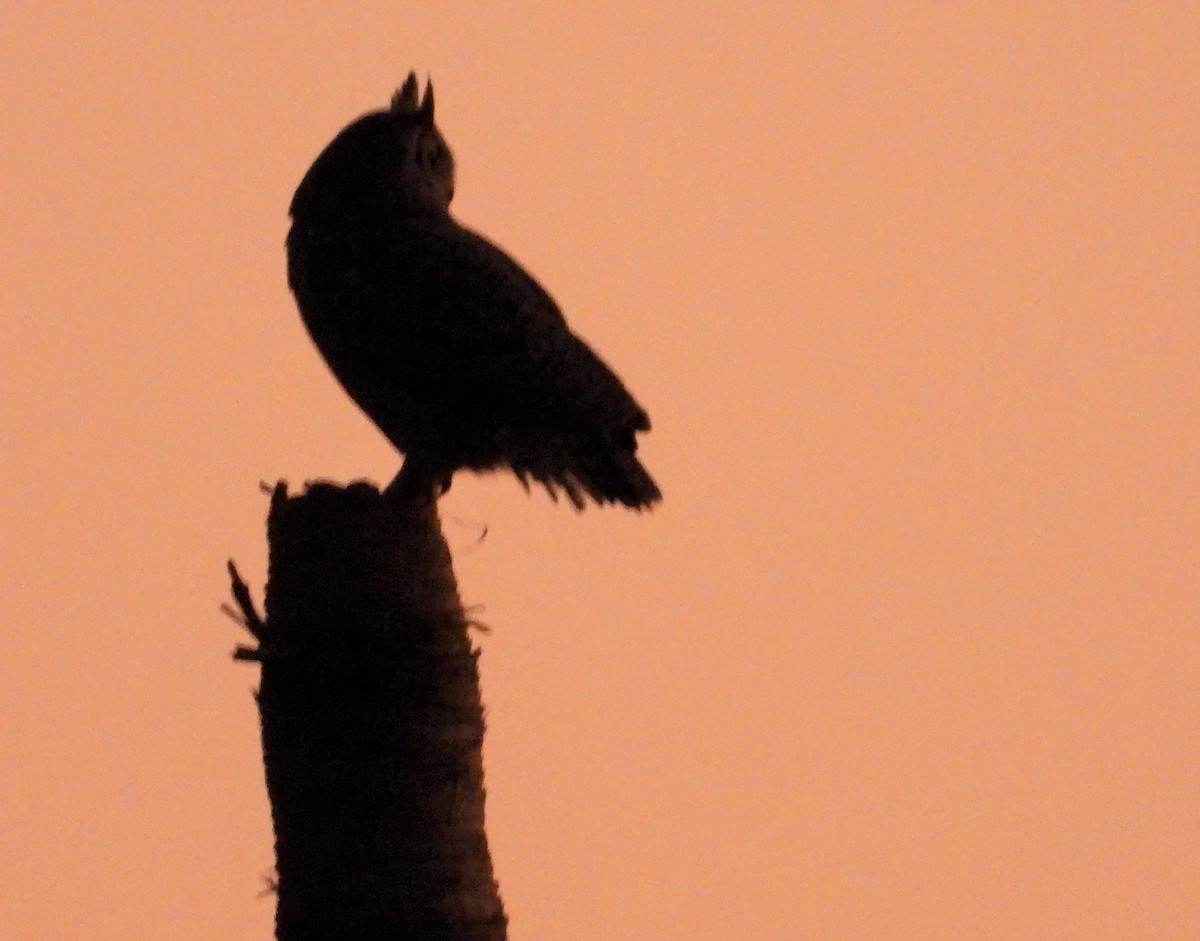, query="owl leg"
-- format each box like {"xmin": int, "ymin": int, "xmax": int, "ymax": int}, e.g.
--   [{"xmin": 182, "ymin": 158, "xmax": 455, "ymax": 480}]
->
[{"xmin": 383, "ymin": 454, "xmax": 453, "ymax": 504}]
